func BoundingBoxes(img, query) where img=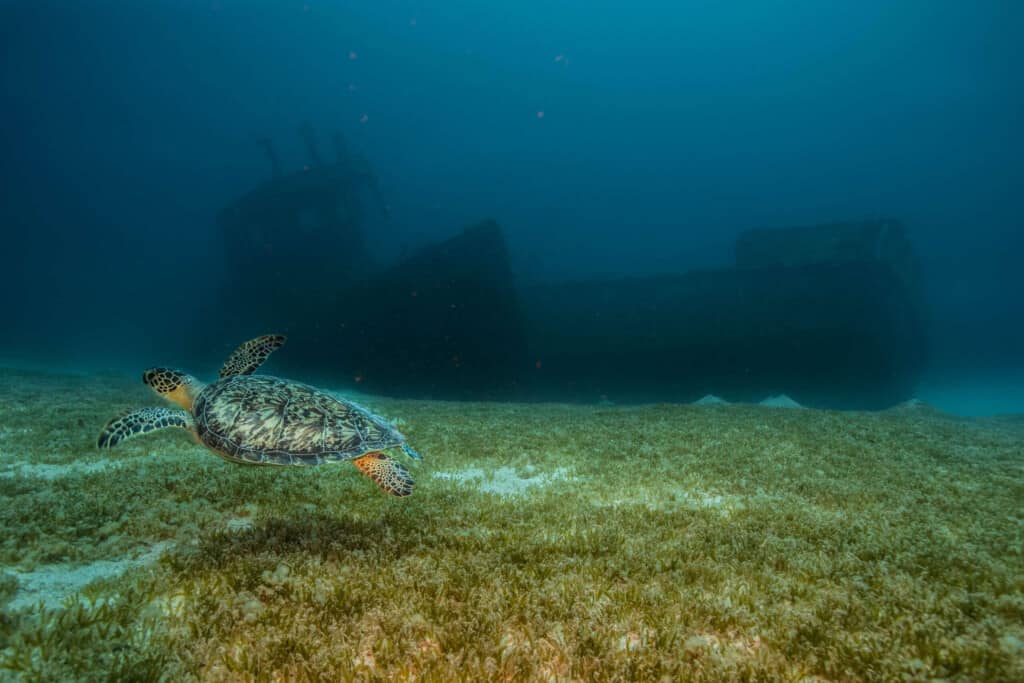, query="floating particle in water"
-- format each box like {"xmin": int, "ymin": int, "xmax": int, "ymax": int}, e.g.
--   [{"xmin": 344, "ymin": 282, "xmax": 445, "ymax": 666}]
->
[
  {"xmin": 536, "ymin": 111, "xmax": 545, "ymax": 119},
  {"xmin": 349, "ymin": 50, "xmax": 358, "ymax": 61},
  {"xmin": 360, "ymin": 114, "xmax": 369, "ymax": 123}
]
